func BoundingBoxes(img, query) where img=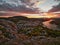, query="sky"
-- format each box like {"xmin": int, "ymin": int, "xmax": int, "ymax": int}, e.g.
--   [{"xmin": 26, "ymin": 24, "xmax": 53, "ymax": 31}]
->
[
  {"xmin": 0, "ymin": 0, "xmax": 60, "ymax": 12},
  {"xmin": 39, "ymin": 0, "xmax": 60, "ymax": 12},
  {"xmin": 0, "ymin": 0, "xmax": 60, "ymax": 18}
]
